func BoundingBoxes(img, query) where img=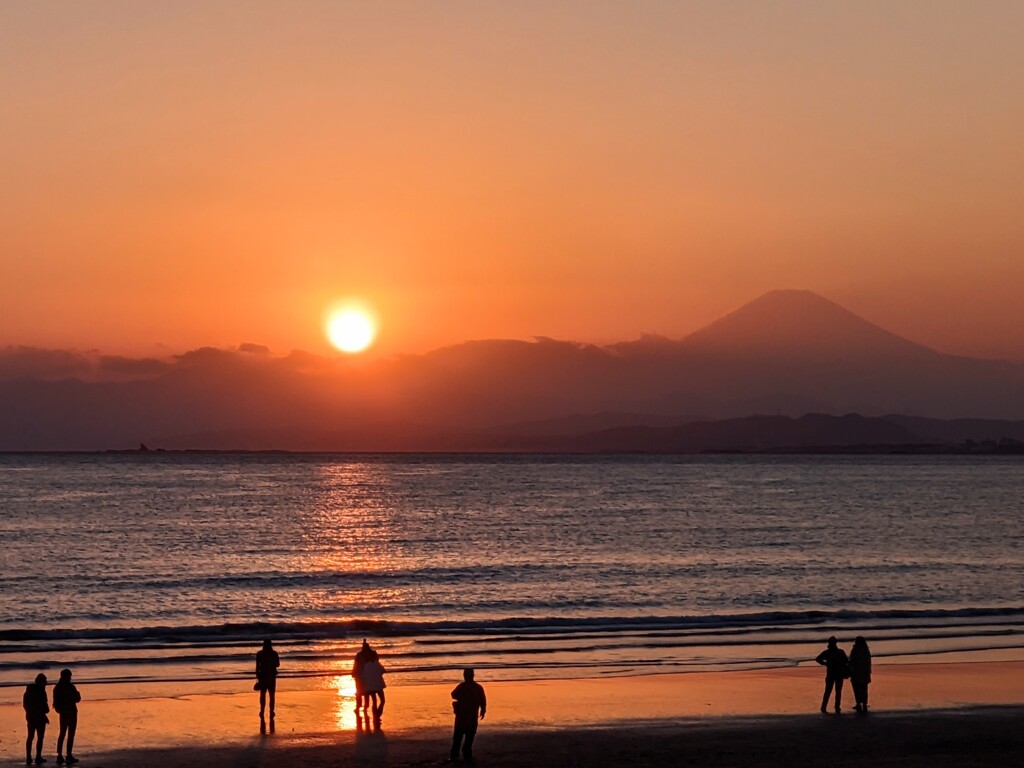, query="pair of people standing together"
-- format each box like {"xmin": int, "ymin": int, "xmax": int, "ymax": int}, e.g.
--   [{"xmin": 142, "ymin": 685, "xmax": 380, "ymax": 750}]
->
[
  {"xmin": 816, "ymin": 635, "xmax": 872, "ymax": 713},
  {"xmin": 23, "ymin": 669, "xmax": 81, "ymax": 765},
  {"xmin": 351, "ymin": 639, "xmax": 387, "ymax": 719}
]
